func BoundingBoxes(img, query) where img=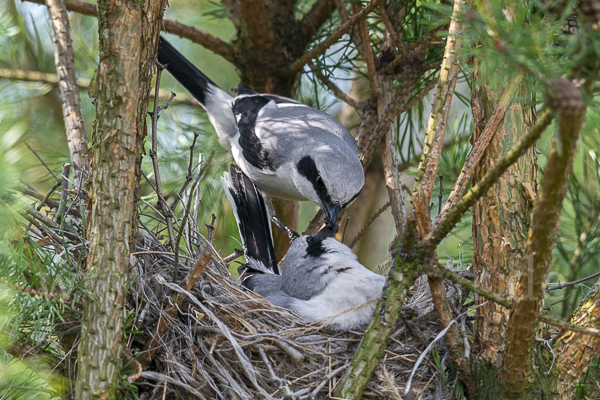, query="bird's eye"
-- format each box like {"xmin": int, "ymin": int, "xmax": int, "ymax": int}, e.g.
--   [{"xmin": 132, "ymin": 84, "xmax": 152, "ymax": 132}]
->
[{"xmin": 316, "ymin": 176, "xmax": 325, "ymax": 189}]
